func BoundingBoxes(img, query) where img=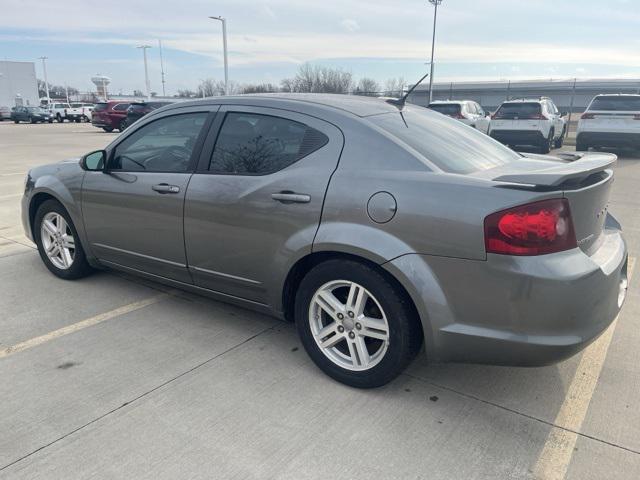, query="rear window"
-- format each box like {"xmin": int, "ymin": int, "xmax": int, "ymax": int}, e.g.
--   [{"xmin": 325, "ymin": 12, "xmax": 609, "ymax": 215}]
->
[
  {"xmin": 93, "ymin": 103, "xmax": 108, "ymax": 112},
  {"xmin": 428, "ymin": 104, "xmax": 461, "ymax": 116},
  {"xmin": 369, "ymin": 107, "xmax": 519, "ymax": 174},
  {"xmin": 128, "ymin": 104, "xmax": 147, "ymax": 112},
  {"xmin": 589, "ymin": 96, "xmax": 640, "ymax": 111},
  {"xmin": 70, "ymin": 103, "xmax": 82, "ymax": 108},
  {"xmin": 493, "ymin": 102, "xmax": 541, "ymax": 119}
]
